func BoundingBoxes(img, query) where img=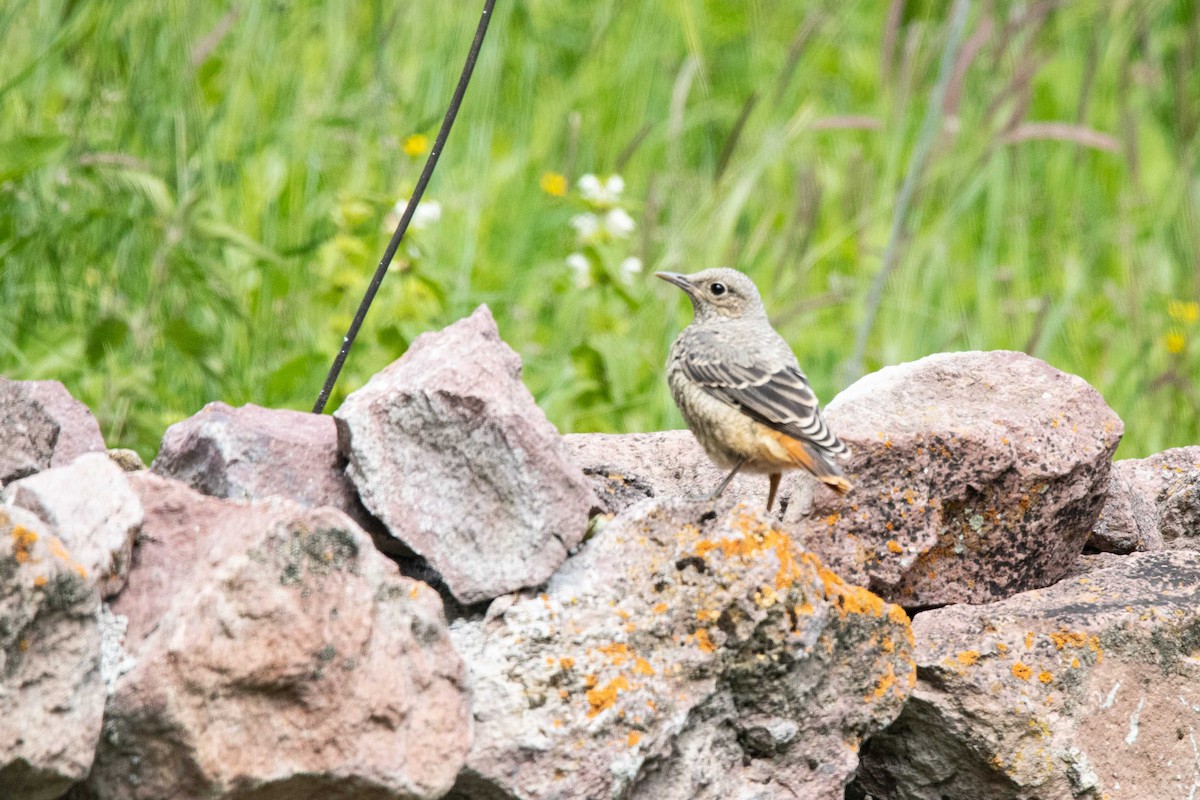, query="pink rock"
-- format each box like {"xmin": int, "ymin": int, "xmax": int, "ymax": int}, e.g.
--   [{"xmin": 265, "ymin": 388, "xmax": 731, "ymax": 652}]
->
[
  {"xmin": 448, "ymin": 498, "xmax": 914, "ymax": 800},
  {"xmin": 1091, "ymin": 446, "xmax": 1200, "ymax": 553},
  {"xmin": 0, "ymin": 378, "xmax": 106, "ymax": 485},
  {"xmin": 335, "ymin": 305, "xmax": 595, "ymax": 605},
  {"xmin": 5, "ymin": 453, "xmax": 142, "ymax": 598},
  {"xmin": 818, "ymin": 351, "xmax": 1122, "ymax": 605},
  {"xmin": 84, "ymin": 473, "xmax": 470, "ymax": 800},
  {"xmin": 152, "ymin": 401, "xmax": 380, "ymax": 535},
  {"xmin": 854, "ymin": 549, "xmax": 1200, "ymax": 800},
  {"xmin": 0, "ymin": 505, "xmax": 104, "ymax": 800}
]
